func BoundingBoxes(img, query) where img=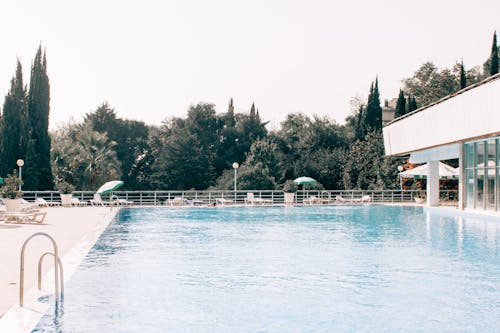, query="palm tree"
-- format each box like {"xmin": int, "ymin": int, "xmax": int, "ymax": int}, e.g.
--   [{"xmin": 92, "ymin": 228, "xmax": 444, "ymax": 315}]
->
[{"xmin": 52, "ymin": 124, "xmax": 121, "ymax": 190}]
